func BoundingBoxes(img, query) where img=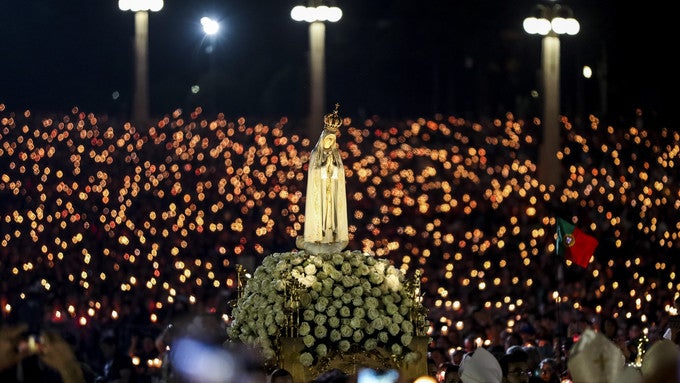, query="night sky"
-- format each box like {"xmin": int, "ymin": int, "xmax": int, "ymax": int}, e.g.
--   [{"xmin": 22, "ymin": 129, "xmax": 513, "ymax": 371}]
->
[{"xmin": 0, "ymin": 0, "xmax": 674, "ymax": 127}]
